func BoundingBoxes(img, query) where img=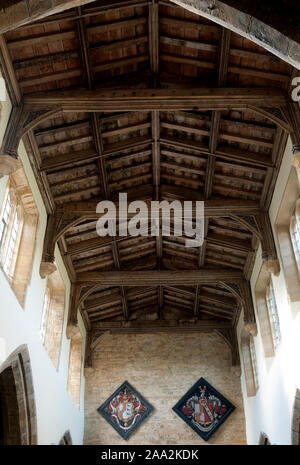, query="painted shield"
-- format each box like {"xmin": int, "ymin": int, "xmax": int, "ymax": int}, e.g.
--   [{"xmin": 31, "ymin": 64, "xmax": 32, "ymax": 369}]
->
[
  {"xmin": 173, "ymin": 377, "xmax": 235, "ymax": 441},
  {"xmin": 97, "ymin": 381, "xmax": 154, "ymax": 440}
]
